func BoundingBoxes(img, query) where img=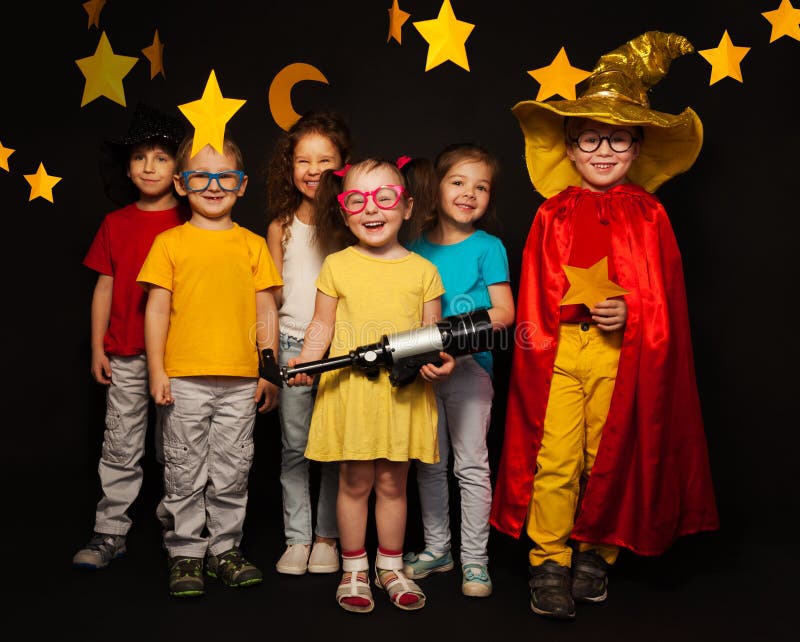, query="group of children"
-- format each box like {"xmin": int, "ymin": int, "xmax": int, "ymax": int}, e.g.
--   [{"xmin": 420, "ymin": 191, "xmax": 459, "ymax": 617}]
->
[{"xmin": 73, "ymin": 30, "xmax": 718, "ymax": 620}]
